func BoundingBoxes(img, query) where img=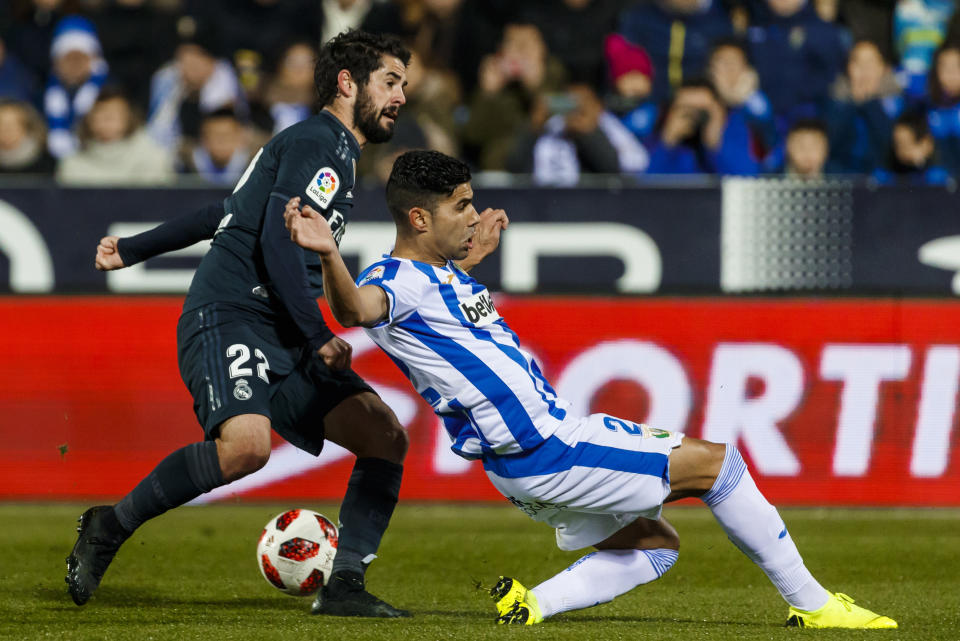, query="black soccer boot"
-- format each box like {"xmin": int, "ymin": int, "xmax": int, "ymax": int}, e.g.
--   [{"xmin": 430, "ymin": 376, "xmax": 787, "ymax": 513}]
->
[
  {"xmin": 310, "ymin": 570, "xmax": 411, "ymax": 618},
  {"xmin": 65, "ymin": 505, "xmax": 129, "ymax": 605}
]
